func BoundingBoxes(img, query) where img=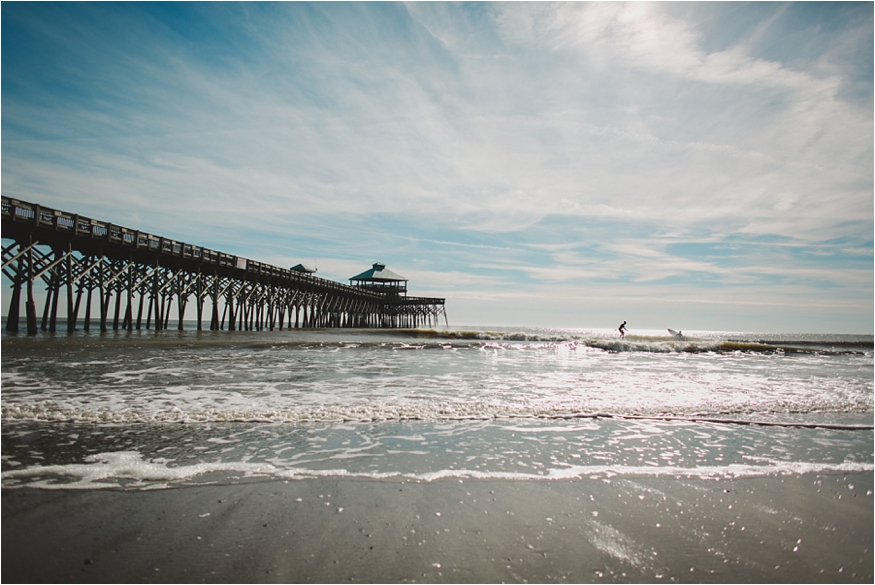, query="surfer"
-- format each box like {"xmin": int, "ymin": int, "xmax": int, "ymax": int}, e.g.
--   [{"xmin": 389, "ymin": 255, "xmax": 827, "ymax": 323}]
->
[{"xmin": 618, "ymin": 321, "xmax": 627, "ymax": 337}]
